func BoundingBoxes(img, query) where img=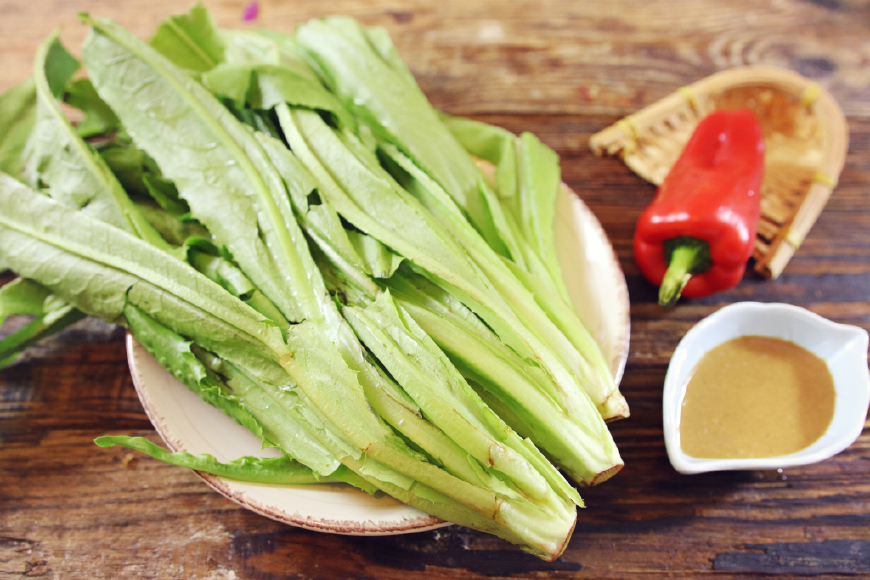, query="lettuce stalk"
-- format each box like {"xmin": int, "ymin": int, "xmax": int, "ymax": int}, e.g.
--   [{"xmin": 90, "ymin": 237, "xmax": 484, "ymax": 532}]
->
[{"xmin": 288, "ymin": 18, "xmax": 626, "ymax": 420}]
